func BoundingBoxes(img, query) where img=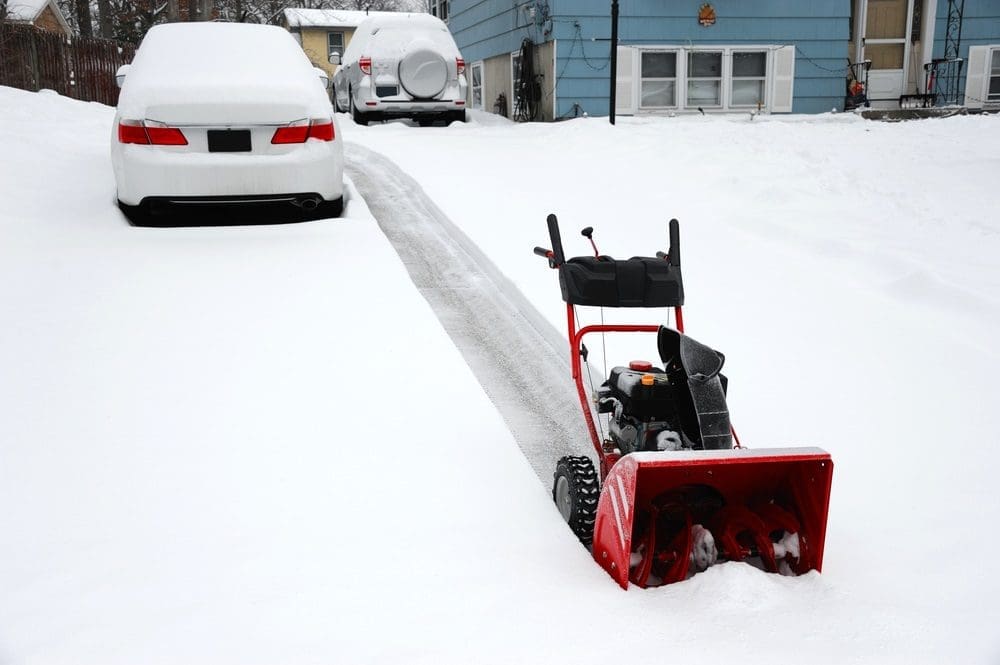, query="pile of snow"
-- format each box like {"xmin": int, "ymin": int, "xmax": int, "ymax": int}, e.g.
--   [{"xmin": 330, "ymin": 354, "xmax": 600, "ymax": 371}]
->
[{"xmin": 1, "ymin": 84, "xmax": 999, "ymax": 664}]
